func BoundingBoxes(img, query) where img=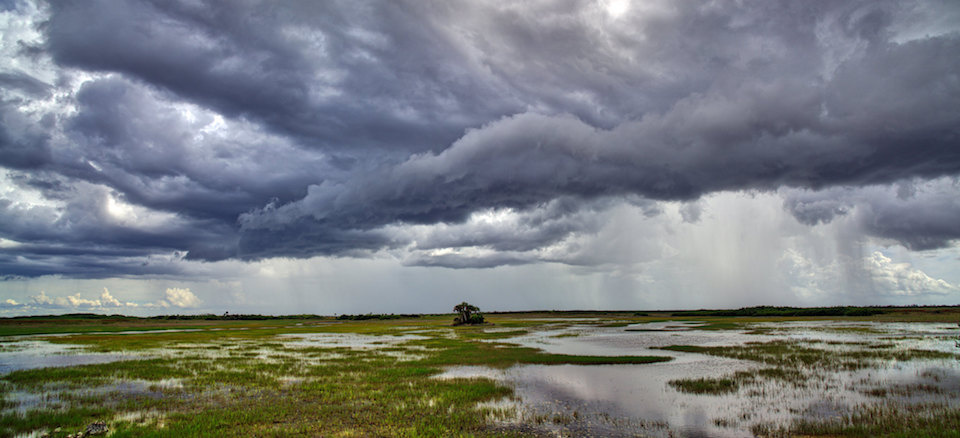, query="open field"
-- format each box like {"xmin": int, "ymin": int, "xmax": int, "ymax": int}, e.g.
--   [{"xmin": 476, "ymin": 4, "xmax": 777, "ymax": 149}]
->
[{"xmin": 1, "ymin": 307, "xmax": 959, "ymax": 437}]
